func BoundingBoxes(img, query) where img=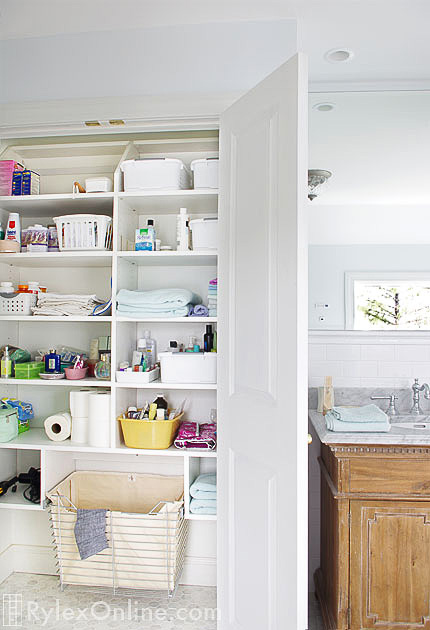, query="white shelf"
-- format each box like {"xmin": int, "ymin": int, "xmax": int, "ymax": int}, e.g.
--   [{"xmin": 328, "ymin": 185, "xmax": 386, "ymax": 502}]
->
[
  {"xmin": 115, "ymin": 380, "xmax": 217, "ymax": 390},
  {"xmin": 1, "ymin": 378, "xmax": 112, "ymax": 387},
  {"xmin": 0, "ymin": 251, "xmax": 113, "ymax": 268},
  {"xmin": 0, "ymin": 192, "xmax": 114, "ymax": 216},
  {"xmin": 186, "ymin": 513, "xmax": 217, "ymax": 521},
  {"xmin": 118, "ymin": 189, "xmax": 218, "ymax": 214},
  {"xmin": 0, "ymin": 315, "xmax": 112, "ymax": 322},
  {"xmin": 116, "ymin": 316, "xmax": 217, "ymax": 323},
  {"xmin": 117, "ymin": 250, "xmax": 218, "ymax": 266},
  {"xmin": 0, "ymin": 484, "xmax": 43, "ymax": 511}
]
